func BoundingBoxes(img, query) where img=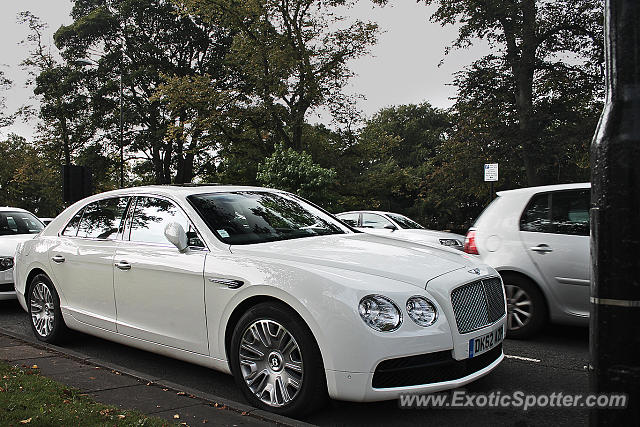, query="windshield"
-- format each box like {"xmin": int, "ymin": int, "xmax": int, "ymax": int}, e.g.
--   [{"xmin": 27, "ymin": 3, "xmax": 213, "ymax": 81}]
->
[
  {"xmin": 188, "ymin": 191, "xmax": 349, "ymax": 245},
  {"xmin": 0, "ymin": 211, "xmax": 45, "ymax": 236},
  {"xmin": 386, "ymin": 213, "xmax": 425, "ymax": 230}
]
